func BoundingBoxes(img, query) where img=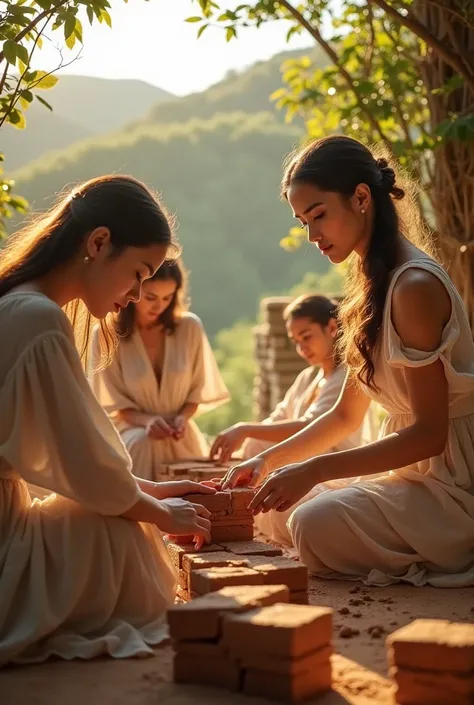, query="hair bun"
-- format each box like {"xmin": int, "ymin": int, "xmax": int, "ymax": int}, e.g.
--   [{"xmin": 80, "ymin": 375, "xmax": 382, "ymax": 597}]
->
[{"xmin": 375, "ymin": 157, "xmax": 404, "ymax": 200}]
